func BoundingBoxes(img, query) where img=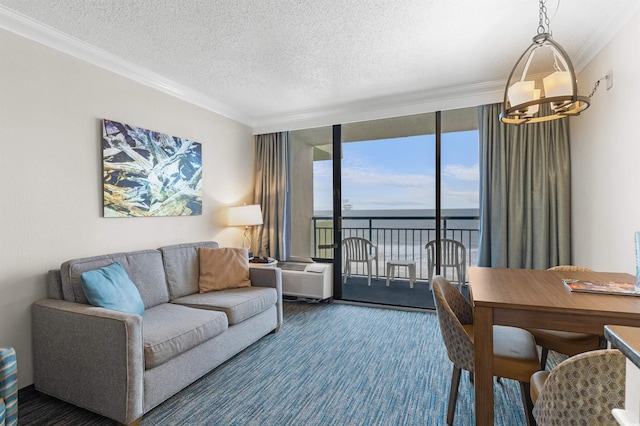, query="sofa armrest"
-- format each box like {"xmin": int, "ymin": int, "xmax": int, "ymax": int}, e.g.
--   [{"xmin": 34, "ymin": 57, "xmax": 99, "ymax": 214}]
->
[
  {"xmin": 249, "ymin": 267, "xmax": 283, "ymax": 328},
  {"xmin": 32, "ymin": 299, "xmax": 144, "ymax": 424}
]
